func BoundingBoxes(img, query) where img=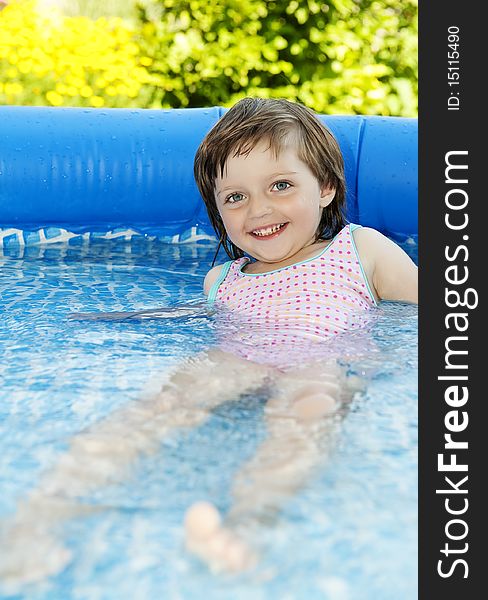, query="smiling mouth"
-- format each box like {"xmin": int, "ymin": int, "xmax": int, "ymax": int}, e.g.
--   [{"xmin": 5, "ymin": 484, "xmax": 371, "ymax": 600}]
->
[{"xmin": 250, "ymin": 222, "xmax": 288, "ymax": 238}]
